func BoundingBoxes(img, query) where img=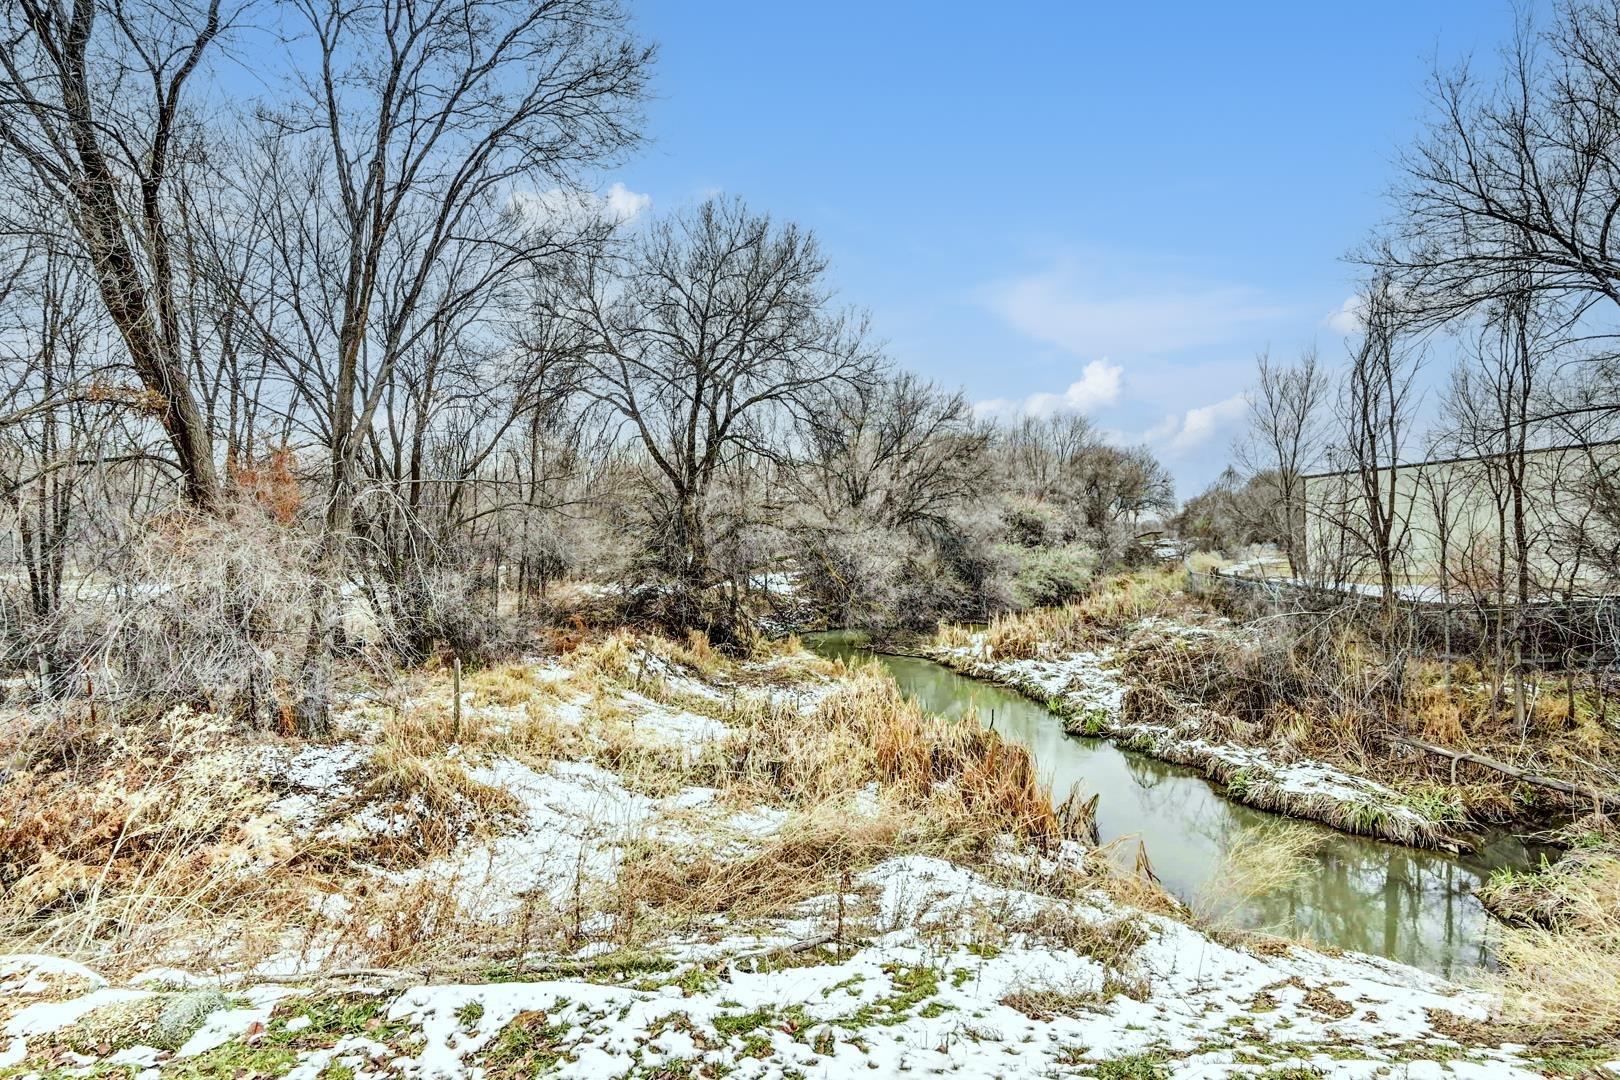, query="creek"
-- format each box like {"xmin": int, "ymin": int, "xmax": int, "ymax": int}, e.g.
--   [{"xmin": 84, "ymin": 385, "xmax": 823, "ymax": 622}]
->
[{"xmin": 804, "ymin": 629, "xmax": 1550, "ymax": 977}]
